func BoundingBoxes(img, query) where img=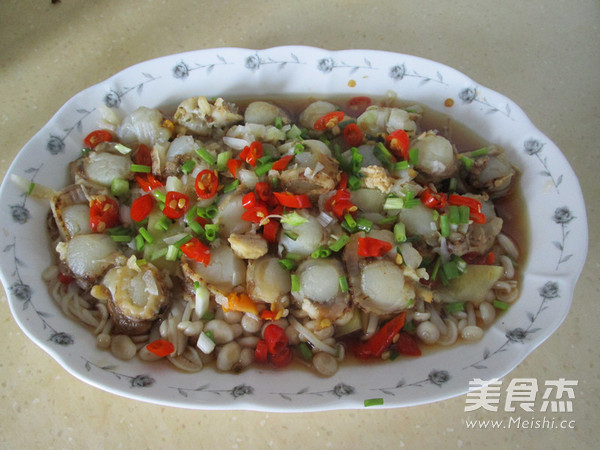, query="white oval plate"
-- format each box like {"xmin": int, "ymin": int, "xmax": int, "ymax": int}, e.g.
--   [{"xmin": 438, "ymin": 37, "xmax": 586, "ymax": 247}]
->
[{"xmin": 0, "ymin": 47, "xmax": 588, "ymax": 411}]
